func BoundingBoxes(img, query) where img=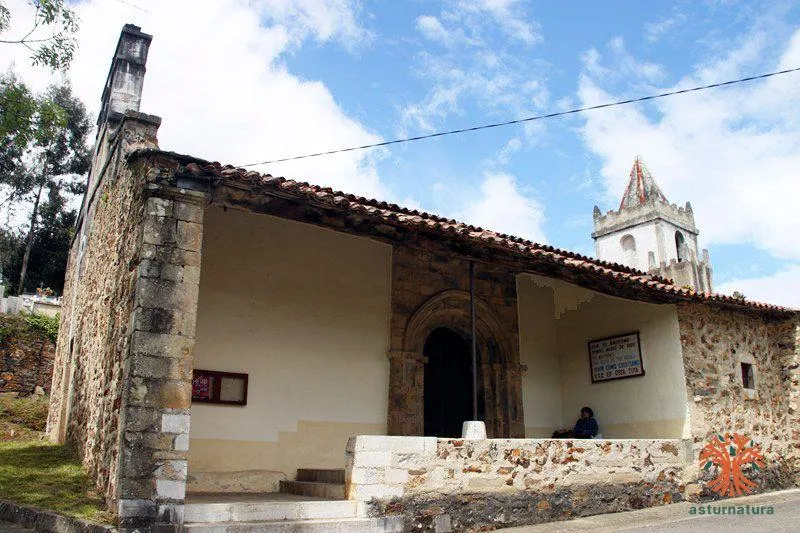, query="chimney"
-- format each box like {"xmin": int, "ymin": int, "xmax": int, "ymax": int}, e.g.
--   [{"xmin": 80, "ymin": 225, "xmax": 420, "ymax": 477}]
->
[{"xmin": 97, "ymin": 24, "xmax": 152, "ymax": 125}]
